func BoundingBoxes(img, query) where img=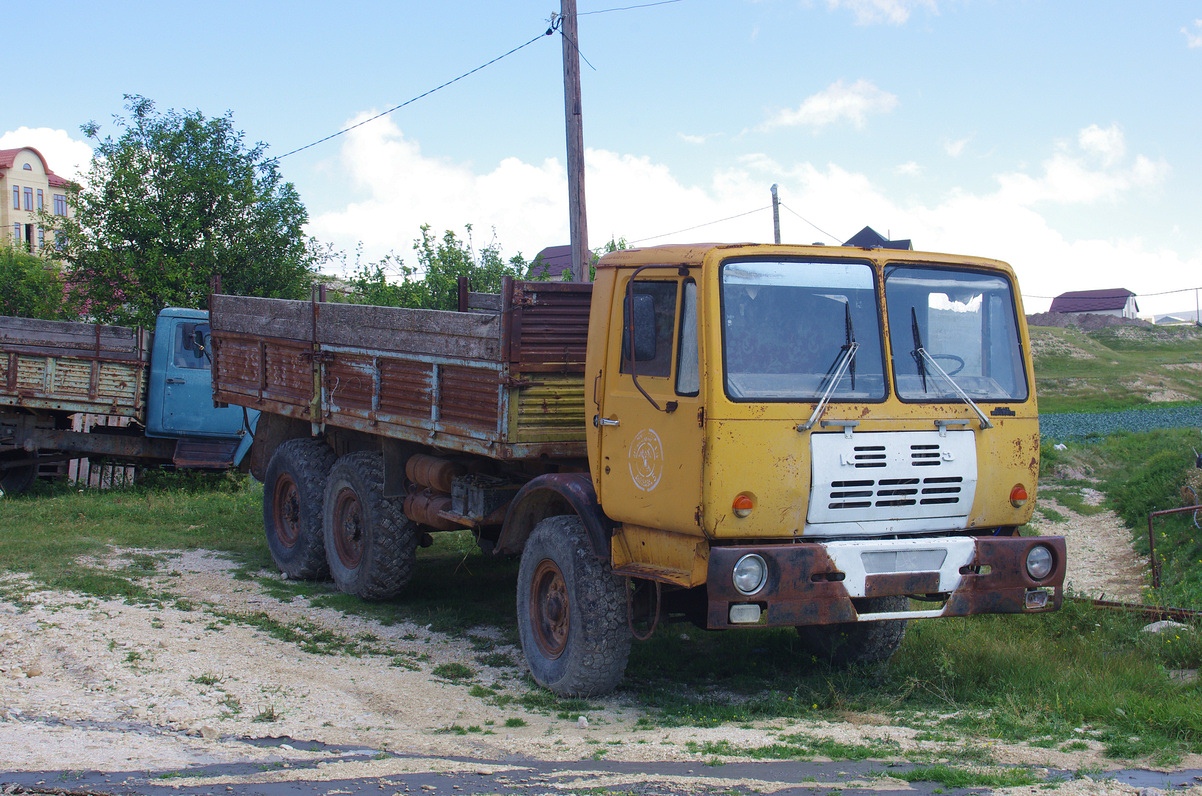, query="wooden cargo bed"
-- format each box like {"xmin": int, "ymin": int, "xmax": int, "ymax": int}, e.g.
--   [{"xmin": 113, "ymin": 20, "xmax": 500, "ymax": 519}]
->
[
  {"xmin": 209, "ymin": 279, "xmax": 591, "ymax": 461},
  {"xmin": 0, "ymin": 315, "xmax": 149, "ymax": 418}
]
